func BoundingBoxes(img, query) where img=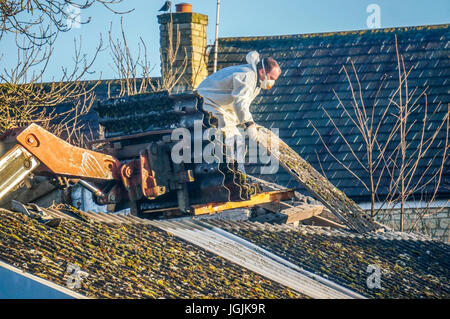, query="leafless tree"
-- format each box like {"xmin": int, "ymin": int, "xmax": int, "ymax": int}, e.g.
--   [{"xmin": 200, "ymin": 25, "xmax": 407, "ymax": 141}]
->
[
  {"xmin": 0, "ymin": 0, "xmax": 131, "ymax": 47},
  {"xmin": 0, "ymin": 0, "xmax": 138, "ymax": 146},
  {"xmin": 382, "ymin": 38, "xmax": 449, "ymax": 232},
  {"xmin": 107, "ymin": 15, "xmax": 188, "ymax": 97},
  {"xmin": 0, "ymin": 36, "xmax": 103, "ymax": 146},
  {"xmin": 310, "ymin": 61, "xmax": 390, "ymax": 218},
  {"xmin": 159, "ymin": 13, "xmax": 188, "ymax": 93},
  {"xmin": 311, "ymin": 36, "xmax": 449, "ymax": 234}
]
